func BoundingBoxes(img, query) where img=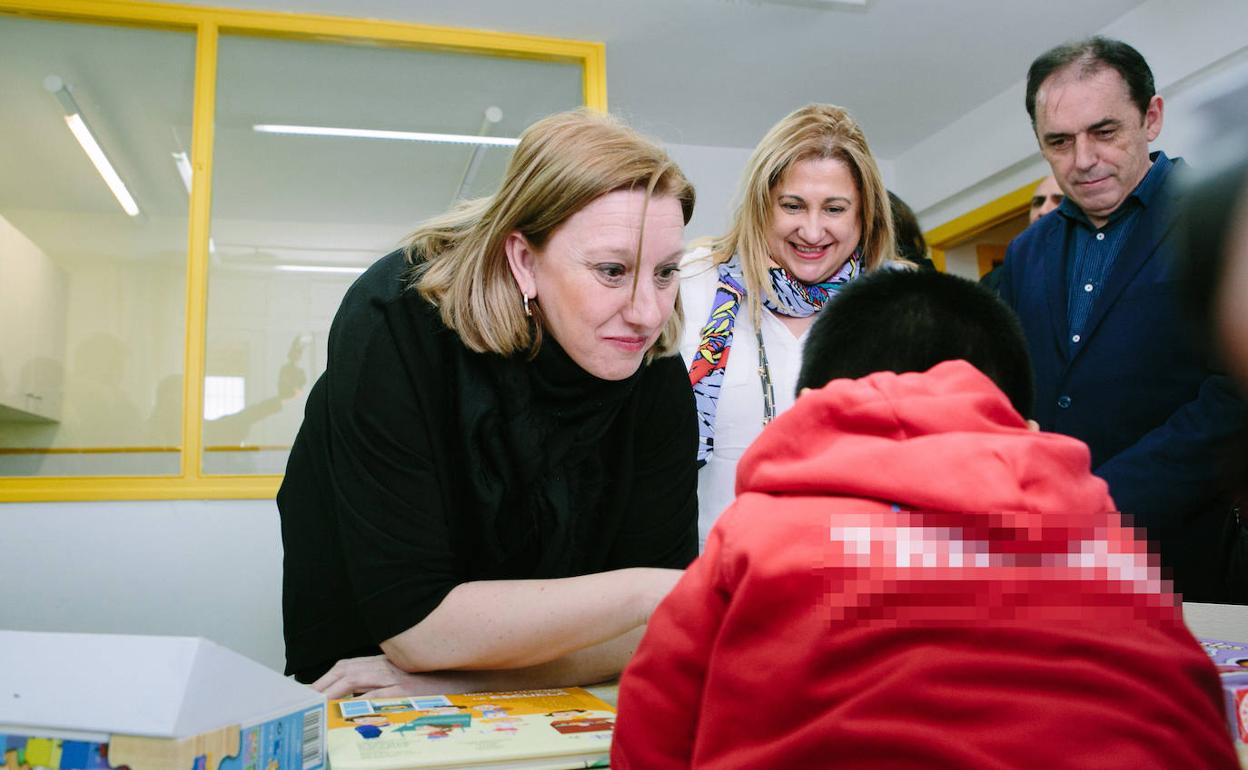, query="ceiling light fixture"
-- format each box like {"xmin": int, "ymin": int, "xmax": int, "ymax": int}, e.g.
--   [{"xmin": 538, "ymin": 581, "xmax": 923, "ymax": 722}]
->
[
  {"xmin": 274, "ymin": 264, "xmax": 367, "ymax": 275},
  {"xmin": 44, "ymin": 74, "xmax": 141, "ymax": 217},
  {"xmin": 749, "ymin": 0, "xmax": 869, "ymax": 7},
  {"xmin": 172, "ymin": 150, "xmax": 194, "ymax": 195},
  {"xmin": 253, "ymin": 123, "xmax": 520, "ymax": 147},
  {"xmin": 454, "ymin": 106, "xmax": 504, "ymax": 202},
  {"xmin": 170, "ymin": 148, "xmax": 215, "ymax": 255}
]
